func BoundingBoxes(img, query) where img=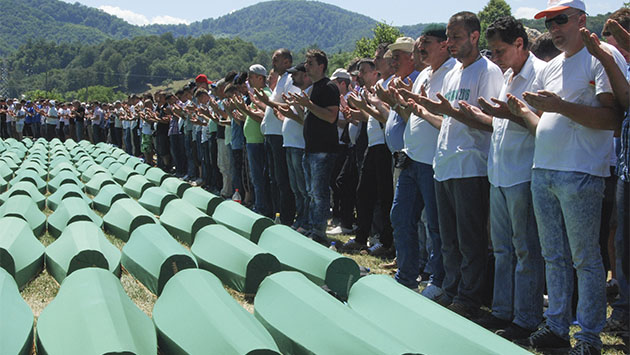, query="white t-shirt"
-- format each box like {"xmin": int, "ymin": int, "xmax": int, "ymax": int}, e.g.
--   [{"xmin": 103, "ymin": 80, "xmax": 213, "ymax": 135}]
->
[
  {"xmin": 262, "ymin": 72, "xmax": 295, "ymax": 136},
  {"xmin": 282, "ymin": 85, "xmax": 308, "ymax": 149},
  {"xmin": 367, "ymin": 116, "xmax": 385, "ymax": 147},
  {"xmin": 348, "ymin": 121, "xmax": 361, "ymax": 146},
  {"xmin": 114, "ymin": 108, "xmax": 123, "ymax": 128},
  {"xmin": 15, "ymin": 108, "xmax": 26, "ymax": 124},
  {"xmin": 488, "ymin": 53, "xmax": 546, "ymax": 187},
  {"xmin": 92, "ymin": 107, "xmax": 102, "ymax": 125},
  {"xmin": 404, "ymin": 57, "xmax": 456, "ymax": 165},
  {"xmin": 433, "ymin": 56, "xmax": 504, "ymax": 181},
  {"xmin": 531, "ymin": 45, "xmax": 626, "ymax": 177},
  {"xmin": 47, "ymin": 107, "xmax": 59, "ymax": 125}
]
